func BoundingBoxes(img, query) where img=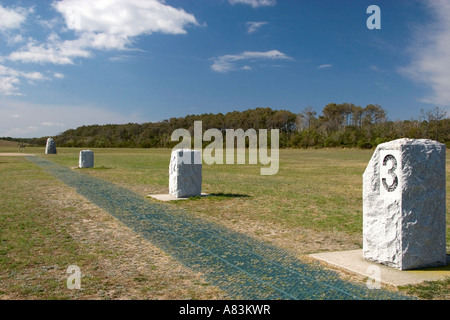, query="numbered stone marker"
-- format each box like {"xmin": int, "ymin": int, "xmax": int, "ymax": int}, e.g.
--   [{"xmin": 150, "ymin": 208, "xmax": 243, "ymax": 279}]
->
[
  {"xmin": 79, "ymin": 150, "xmax": 94, "ymax": 168},
  {"xmin": 363, "ymin": 138, "xmax": 446, "ymax": 270},
  {"xmin": 169, "ymin": 149, "xmax": 202, "ymax": 198},
  {"xmin": 45, "ymin": 138, "xmax": 57, "ymax": 154}
]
